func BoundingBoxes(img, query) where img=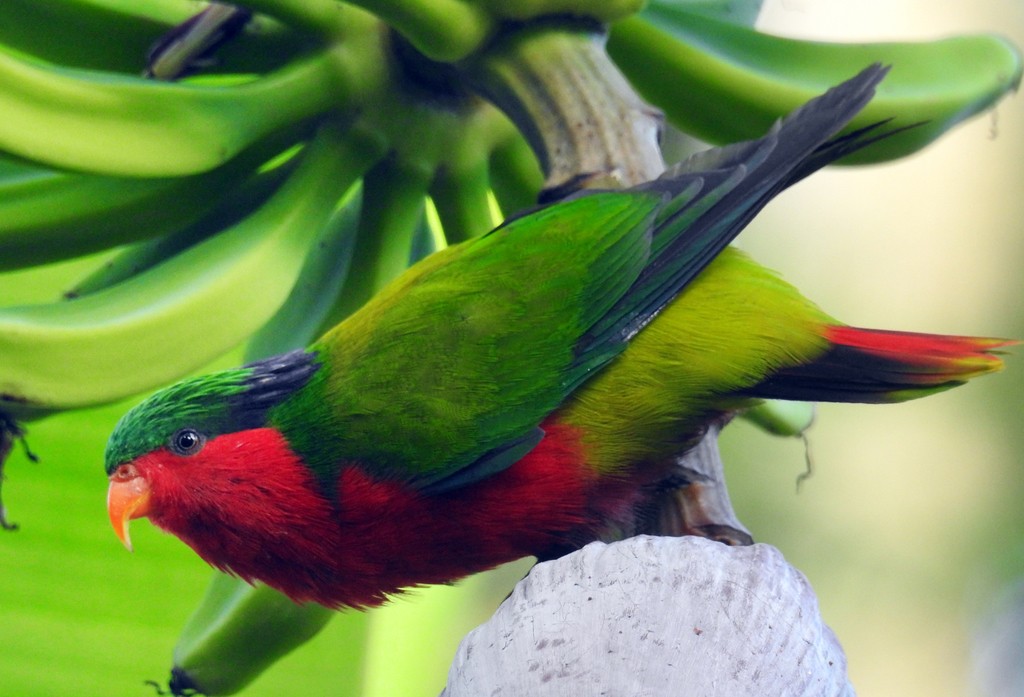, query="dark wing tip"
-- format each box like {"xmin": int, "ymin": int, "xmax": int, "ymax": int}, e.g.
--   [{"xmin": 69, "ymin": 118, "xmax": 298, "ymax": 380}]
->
[{"xmin": 644, "ymin": 62, "xmax": 890, "ymax": 197}]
